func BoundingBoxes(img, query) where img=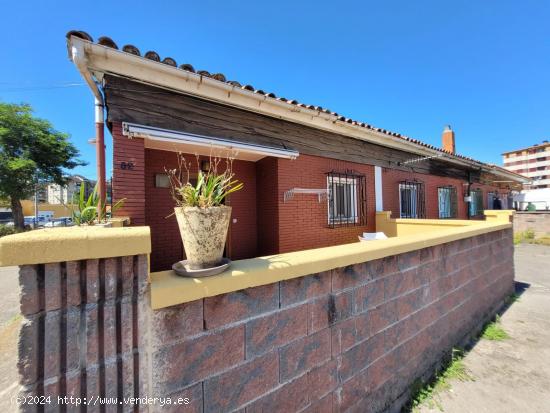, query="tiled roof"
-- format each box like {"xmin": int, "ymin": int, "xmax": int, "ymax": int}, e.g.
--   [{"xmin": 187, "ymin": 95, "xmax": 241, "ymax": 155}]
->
[{"xmin": 66, "ymin": 30, "xmax": 527, "ymax": 179}]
